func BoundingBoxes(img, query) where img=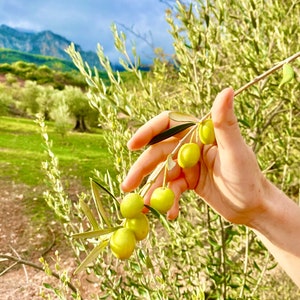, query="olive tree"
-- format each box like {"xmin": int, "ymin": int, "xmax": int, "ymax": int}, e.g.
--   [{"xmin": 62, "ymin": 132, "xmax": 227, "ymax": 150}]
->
[
  {"xmin": 62, "ymin": 85, "xmax": 98, "ymax": 132},
  {"xmin": 41, "ymin": 0, "xmax": 299, "ymax": 299}
]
